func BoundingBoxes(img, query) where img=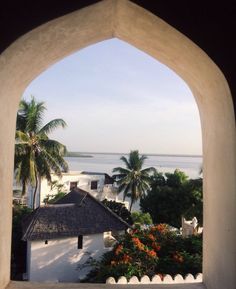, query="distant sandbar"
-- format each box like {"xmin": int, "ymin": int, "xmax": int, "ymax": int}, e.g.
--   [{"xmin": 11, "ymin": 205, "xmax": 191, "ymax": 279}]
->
[{"xmin": 65, "ymin": 152, "xmax": 93, "ymax": 158}]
